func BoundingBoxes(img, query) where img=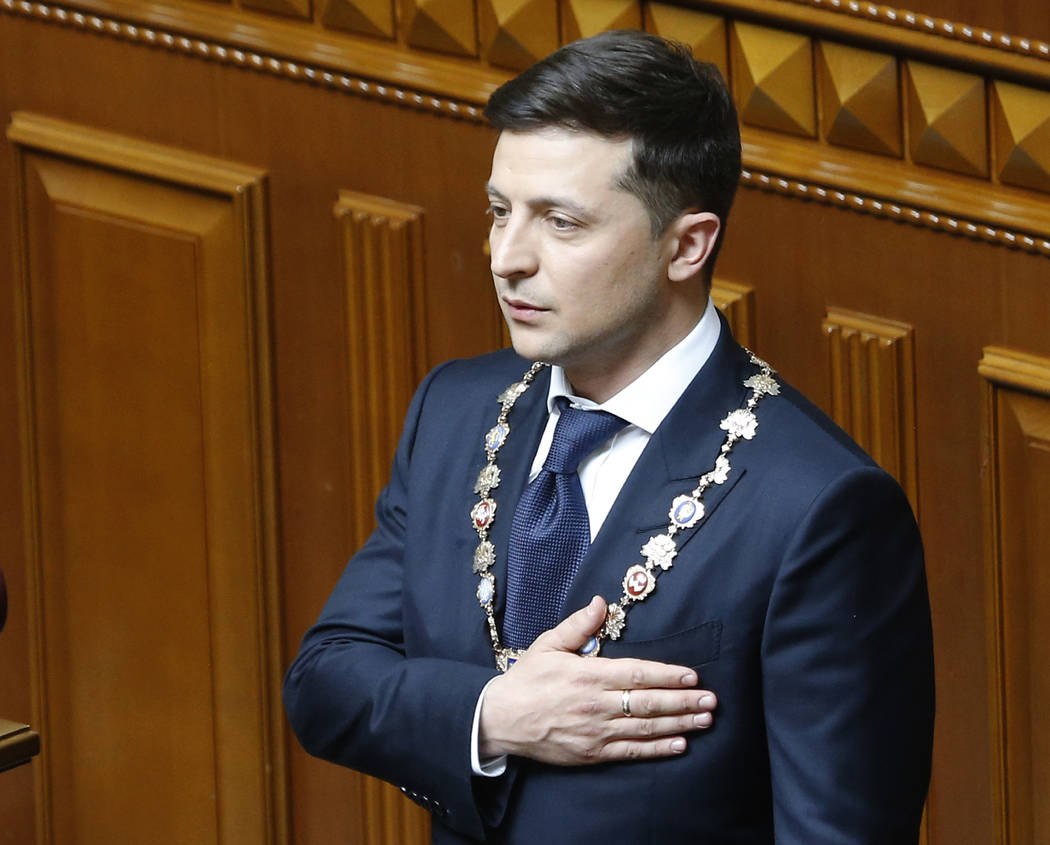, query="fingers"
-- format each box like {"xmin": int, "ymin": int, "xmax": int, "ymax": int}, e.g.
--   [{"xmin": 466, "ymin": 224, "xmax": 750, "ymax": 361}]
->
[
  {"xmin": 615, "ymin": 689, "xmax": 717, "ymax": 720},
  {"xmin": 529, "ymin": 600, "xmax": 700, "ymax": 692},
  {"xmin": 593, "ymin": 692, "xmax": 717, "ymax": 762},
  {"xmin": 596, "ymin": 737, "xmax": 690, "ymax": 762},
  {"xmin": 532, "ymin": 595, "xmax": 606, "ymax": 654},
  {"xmin": 589, "ymin": 656, "xmax": 699, "ymax": 691},
  {"xmin": 614, "ymin": 711, "xmax": 711, "ymax": 739}
]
